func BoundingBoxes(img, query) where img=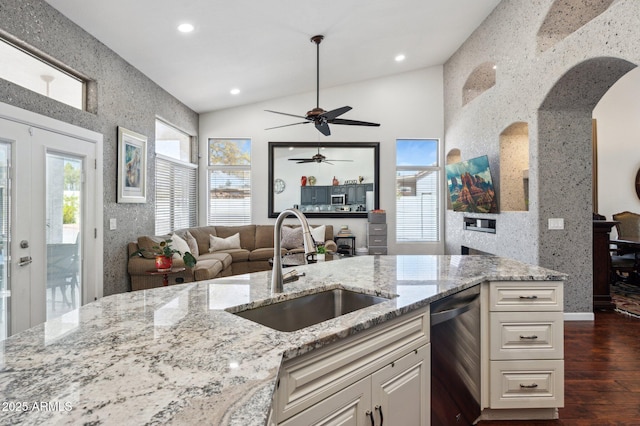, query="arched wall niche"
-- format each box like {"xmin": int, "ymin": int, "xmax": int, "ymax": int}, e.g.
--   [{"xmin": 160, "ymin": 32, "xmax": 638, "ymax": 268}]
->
[
  {"xmin": 537, "ymin": 0, "xmax": 614, "ymax": 53},
  {"xmin": 446, "ymin": 148, "xmax": 461, "ymax": 165},
  {"xmin": 445, "ymin": 148, "xmax": 462, "ymax": 210},
  {"xmin": 462, "ymin": 62, "xmax": 496, "ymax": 106},
  {"xmin": 499, "ymin": 122, "xmax": 529, "ymax": 211}
]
